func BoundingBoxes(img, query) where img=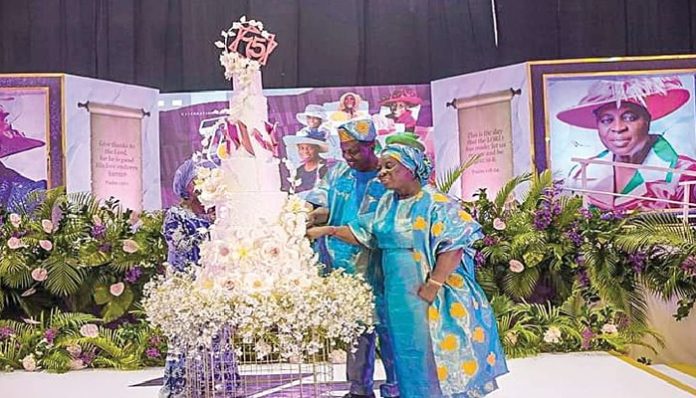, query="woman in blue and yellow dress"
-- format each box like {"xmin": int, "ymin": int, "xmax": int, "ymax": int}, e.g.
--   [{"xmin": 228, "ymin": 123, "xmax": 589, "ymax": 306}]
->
[
  {"xmin": 307, "ymin": 136, "xmax": 508, "ymax": 398},
  {"xmin": 160, "ymin": 159, "xmax": 238, "ymax": 398}
]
